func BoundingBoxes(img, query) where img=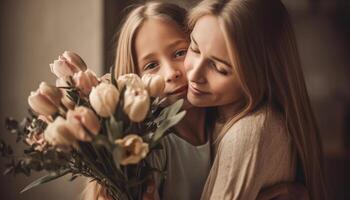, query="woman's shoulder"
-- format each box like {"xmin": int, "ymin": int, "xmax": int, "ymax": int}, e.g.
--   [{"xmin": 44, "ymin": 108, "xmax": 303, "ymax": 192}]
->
[{"xmin": 222, "ymin": 106, "xmax": 289, "ymax": 146}]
